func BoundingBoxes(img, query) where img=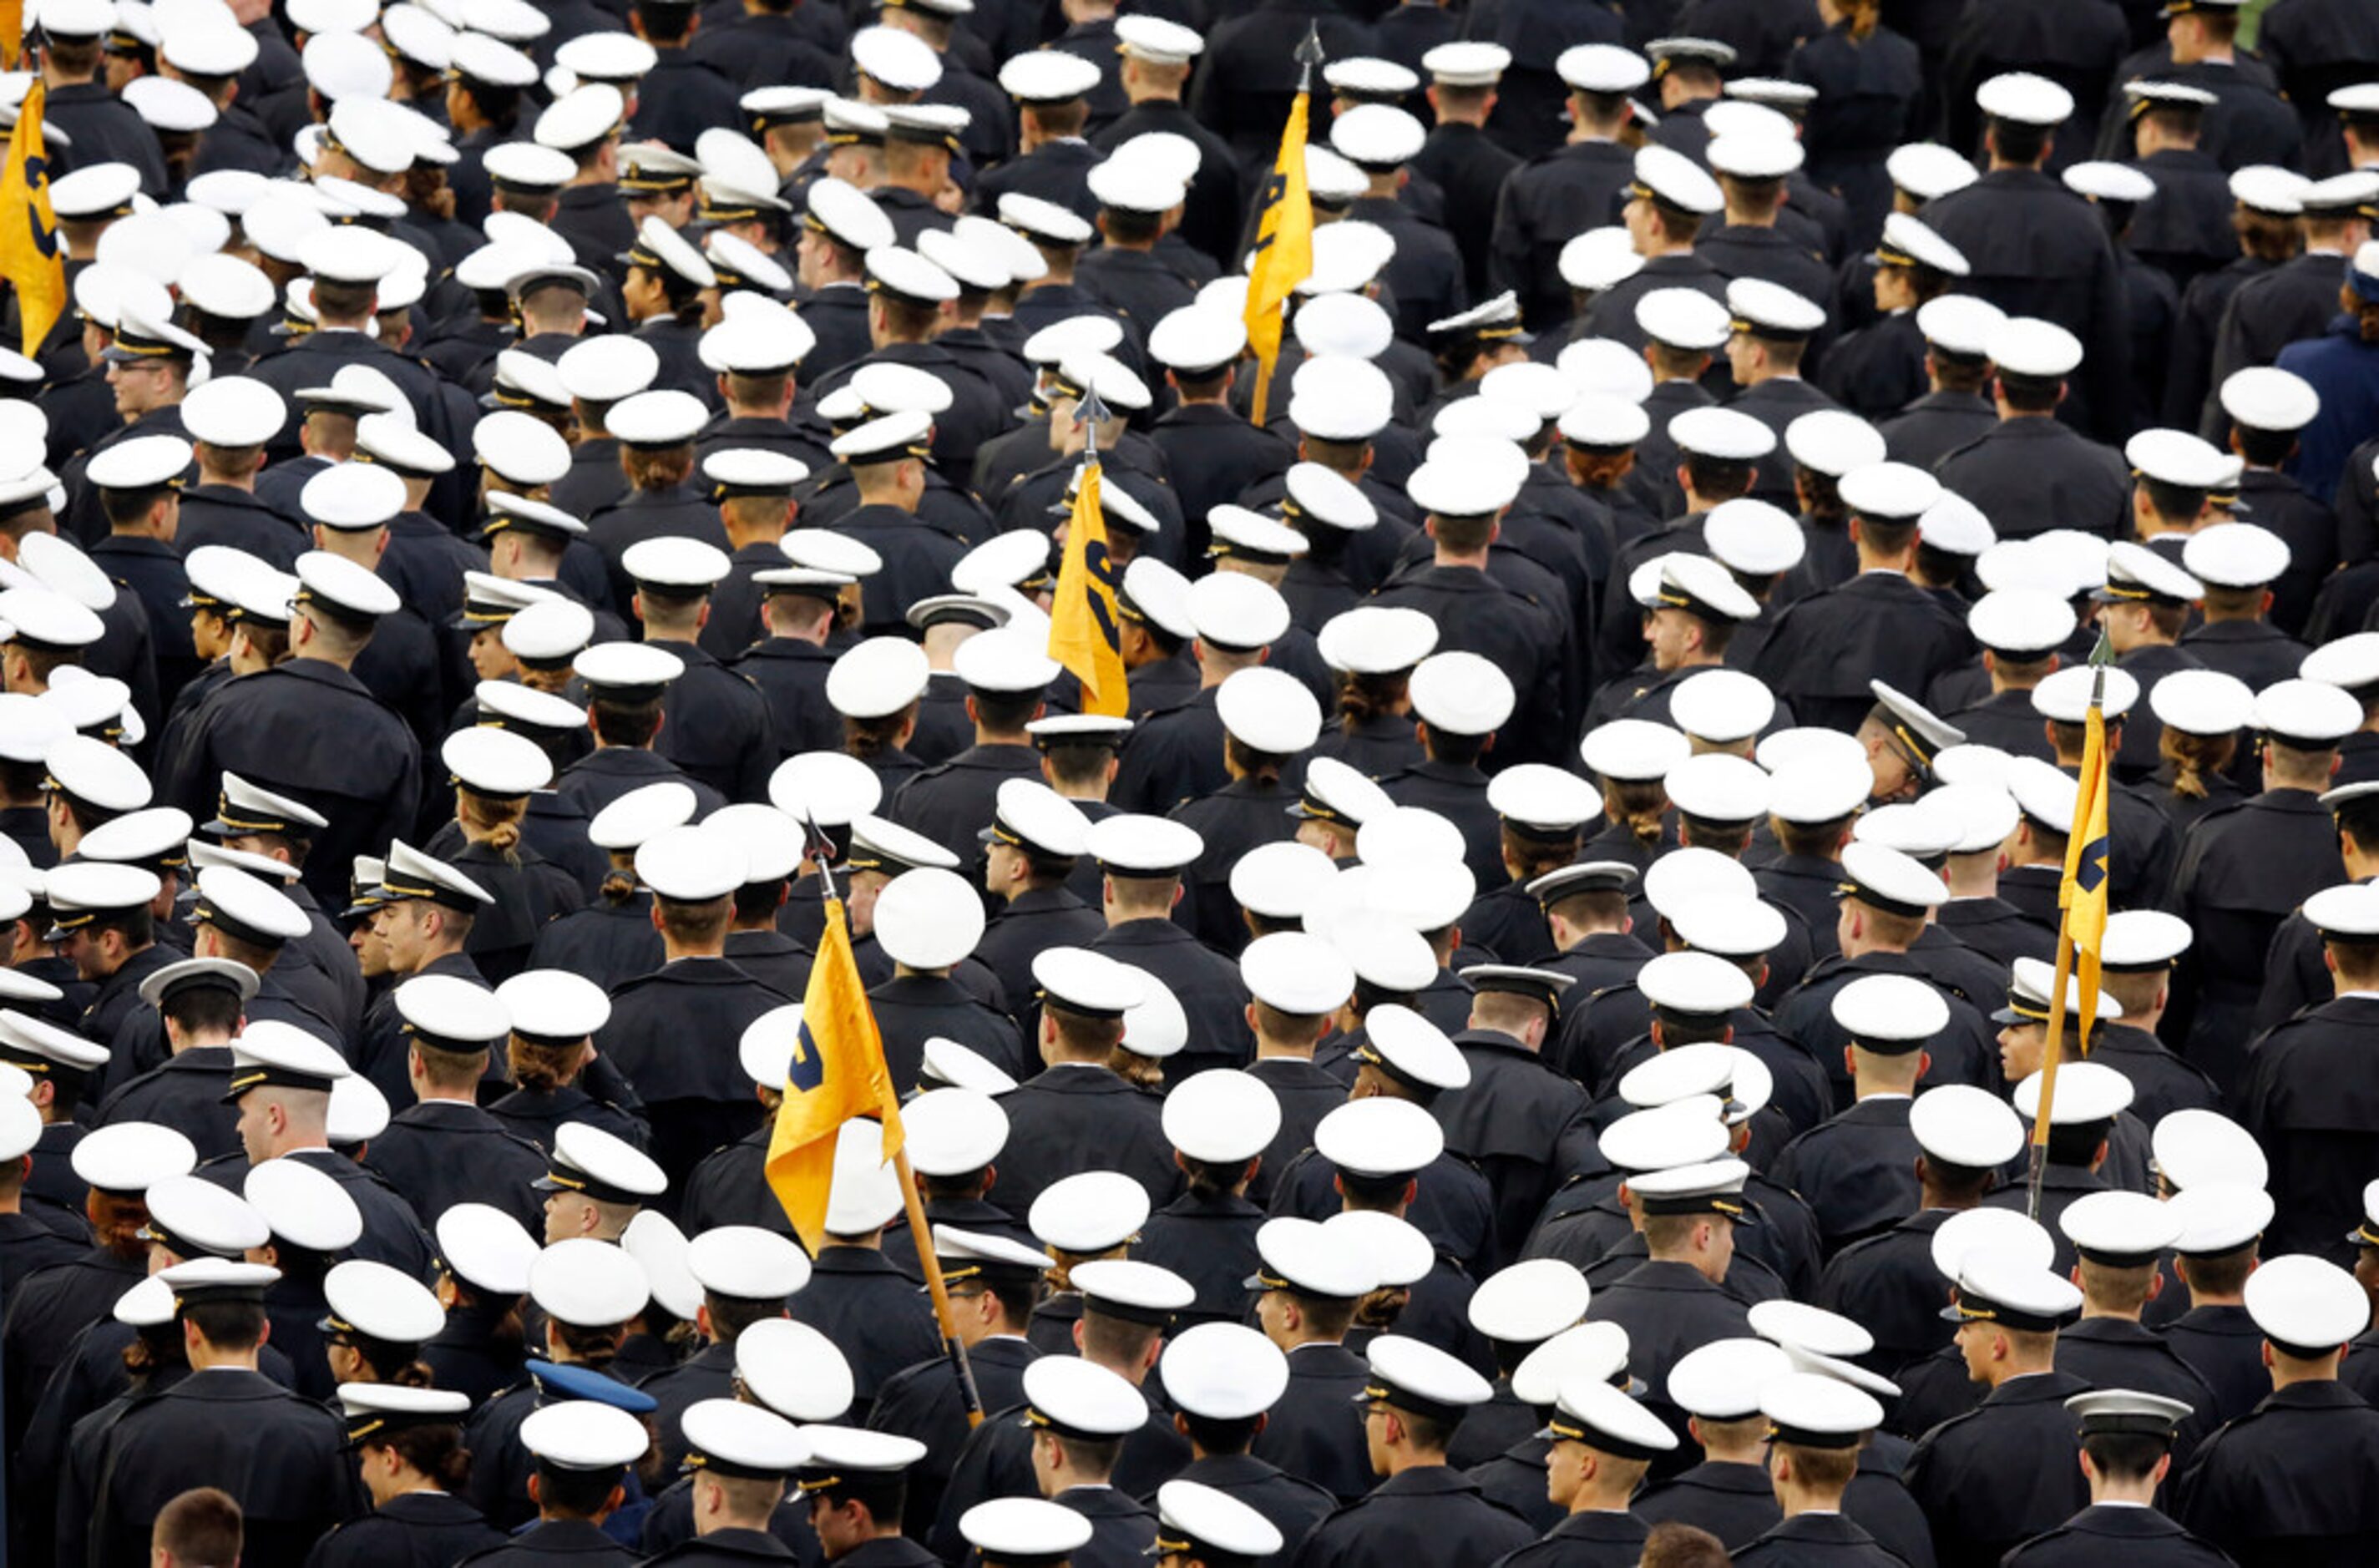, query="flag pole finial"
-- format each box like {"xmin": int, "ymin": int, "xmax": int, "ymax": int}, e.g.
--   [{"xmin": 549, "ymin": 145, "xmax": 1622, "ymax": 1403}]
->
[
  {"xmin": 1295, "ymin": 23, "xmax": 1324, "ymax": 92},
  {"xmin": 2087, "ymin": 625, "xmax": 2113, "ymax": 707},
  {"xmin": 1075, "ymin": 381, "xmax": 1110, "ymax": 462}
]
